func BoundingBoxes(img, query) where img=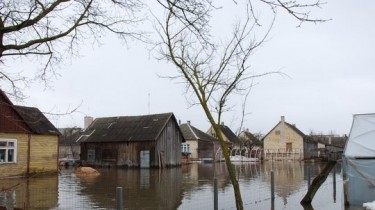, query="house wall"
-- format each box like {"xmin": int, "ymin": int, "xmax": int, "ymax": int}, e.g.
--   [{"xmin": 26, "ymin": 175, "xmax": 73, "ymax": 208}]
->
[
  {"xmin": 29, "ymin": 134, "xmax": 58, "ymax": 174},
  {"xmin": 81, "ymin": 119, "xmax": 183, "ymax": 168},
  {"xmin": 155, "ymin": 119, "xmax": 182, "ymax": 167},
  {"xmin": 187, "ymin": 140, "xmax": 199, "ymax": 160},
  {"xmin": 198, "ymin": 141, "xmax": 215, "ymax": 159},
  {"xmin": 0, "ymin": 133, "xmax": 58, "ymax": 178},
  {"xmin": 0, "ymin": 132, "xmax": 29, "ymax": 178},
  {"xmin": 263, "ymin": 122, "xmax": 304, "ymax": 160},
  {"xmin": 81, "ymin": 142, "xmax": 152, "ymax": 167}
]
